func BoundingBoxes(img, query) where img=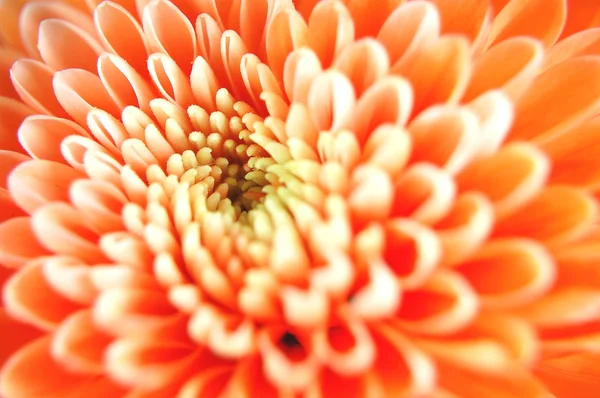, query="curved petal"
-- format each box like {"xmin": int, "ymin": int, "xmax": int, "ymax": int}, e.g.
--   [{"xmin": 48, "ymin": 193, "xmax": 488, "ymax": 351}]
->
[
  {"xmin": 391, "ymin": 163, "xmax": 456, "ymax": 225},
  {"xmin": 307, "ymin": 71, "xmax": 355, "ymax": 132},
  {"xmin": 38, "ymin": 19, "xmax": 104, "ymax": 73},
  {"xmin": 51, "ymin": 310, "xmax": 112, "ymax": 374},
  {"xmin": 69, "ymin": 179, "xmax": 127, "ymax": 234},
  {"xmin": 4, "ymin": 259, "xmax": 82, "ymax": 331},
  {"xmin": 377, "ymin": 1, "xmax": 440, "ymax": 69},
  {"xmin": 94, "ymin": 1, "xmax": 149, "ymax": 74},
  {"xmin": 332, "ymin": 39, "xmax": 389, "ymax": 96},
  {"xmin": 518, "ymin": 288, "xmax": 600, "ymax": 329},
  {"xmin": 53, "ymin": 68, "xmax": 121, "ymax": 126},
  {"xmin": 8, "ymin": 159, "xmax": 84, "ymax": 215},
  {"xmin": 435, "ymin": 193, "xmax": 494, "ymax": 267},
  {"xmin": 98, "ymin": 53, "xmax": 156, "ymax": 115},
  {"xmin": 543, "ymin": 27, "xmax": 600, "ymax": 71},
  {"xmin": 142, "ymin": 0, "xmax": 196, "ymax": 74},
  {"xmin": 93, "ymin": 287, "xmax": 179, "ymax": 337},
  {"xmin": 0, "ymin": 97, "xmax": 33, "ymax": 154},
  {"xmin": 458, "ymin": 143, "xmax": 550, "ymax": 219},
  {"xmin": 430, "ymin": 0, "xmax": 490, "ymax": 44},
  {"xmin": 0, "ymin": 217, "xmax": 50, "ymax": 269},
  {"xmin": 0, "ymin": 308, "xmax": 43, "ymax": 368},
  {"xmin": 347, "ymin": 76, "xmax": 413, "ymax": 145},
  {"xmin": 106, "ymin": 338, "xmax": 198, "ymax": 391},
  {"xmin": 266, "ymin": 9, "xmax": 308, "ymax": 83},
  {"xmin": 19, "ymin": 1, "xmax": 96, "ymax": 59},
  {"xmin": 509, "ymin": 56, "xmax": 600, "ymax": 144},
  {"xmin": 536, "ymin": 353, "xmax": 600, "ymax": 398},
  {"xmin": 395, "ymin": 271, "xmax": 479, "ymax": 335},
  {"xmin": 306, "ymin": 0, "xmax": 354, "ymax": 68},
  {"xmin": 384, "ymin": 219, "xmax": 440, "ymax": 288},
  {"xmin": 494, "ymin": 186, "xmax": 598, "ymax": 247},
  {"xmin": 486, "ymin": 0, "xmax": 566, "ymax": 49},
  {"xmin": 10, "ymin": 59, "xmax": 68, "ymax": 117},
  {"xmin": 392, "ymin": 36, "xmax": 471, "ymax": 116},
  {"xmin": 31, "ymin": 202, "xmax": 108, "ymax": 264},
  {"xmin": 408, "ymin": 106, "xmax": 479, "ymax": 175},
  {"xmin": 457, "ymin": 239, "xmax": 555, "ymax": 309},
  {"xmin": 464, "ymin": 37, "xmax": 544, "ymax": 102},
  {"xmin": 18, "ymin": 115, "xmax": 90, "ymax": 163},
  {"xmin": 541, "ymin": 115, "xmax": 600, "ymax": 188}
]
